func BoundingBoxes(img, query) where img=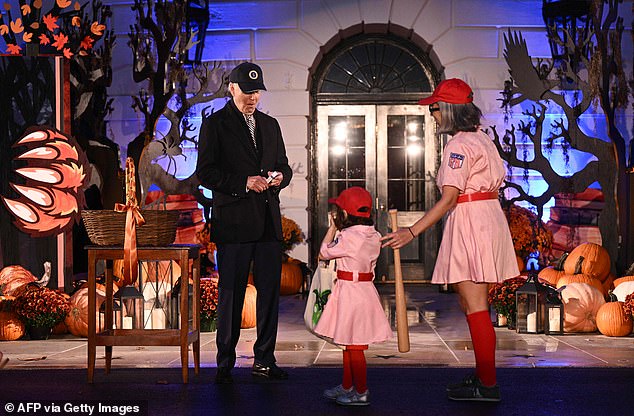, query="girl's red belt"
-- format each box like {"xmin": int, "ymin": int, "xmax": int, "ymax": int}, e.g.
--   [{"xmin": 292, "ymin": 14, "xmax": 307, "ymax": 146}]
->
[
  {"xmin": 337, "ymin": 270, "xmax": 374, "ymax": 281},
  {"xmin": 456, "ymin": 191, "xmax": 498, "ymax": 204}
]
